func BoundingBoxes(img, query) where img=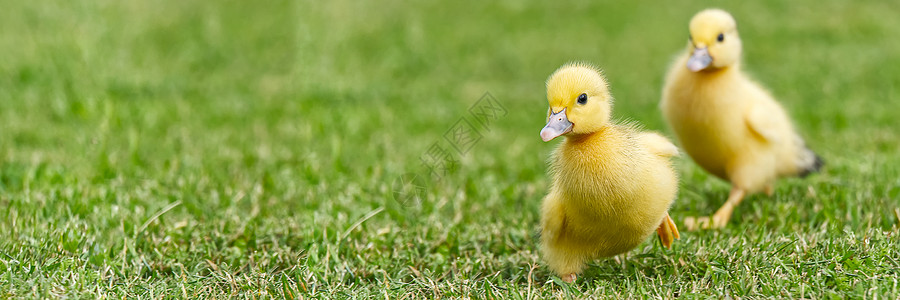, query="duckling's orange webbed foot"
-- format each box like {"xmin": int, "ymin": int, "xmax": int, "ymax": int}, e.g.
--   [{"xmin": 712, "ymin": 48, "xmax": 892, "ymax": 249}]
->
[
  {"xmin": 683, "ymin": 216, "xmax": 720, "ymax": 230},
  {"xmin": 562, "ymin": 273, "xmax": 577, "ymax": 283},
  {"xmin": 656, "ymin": 213, "xmax": 680, "ymax": 248}
]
